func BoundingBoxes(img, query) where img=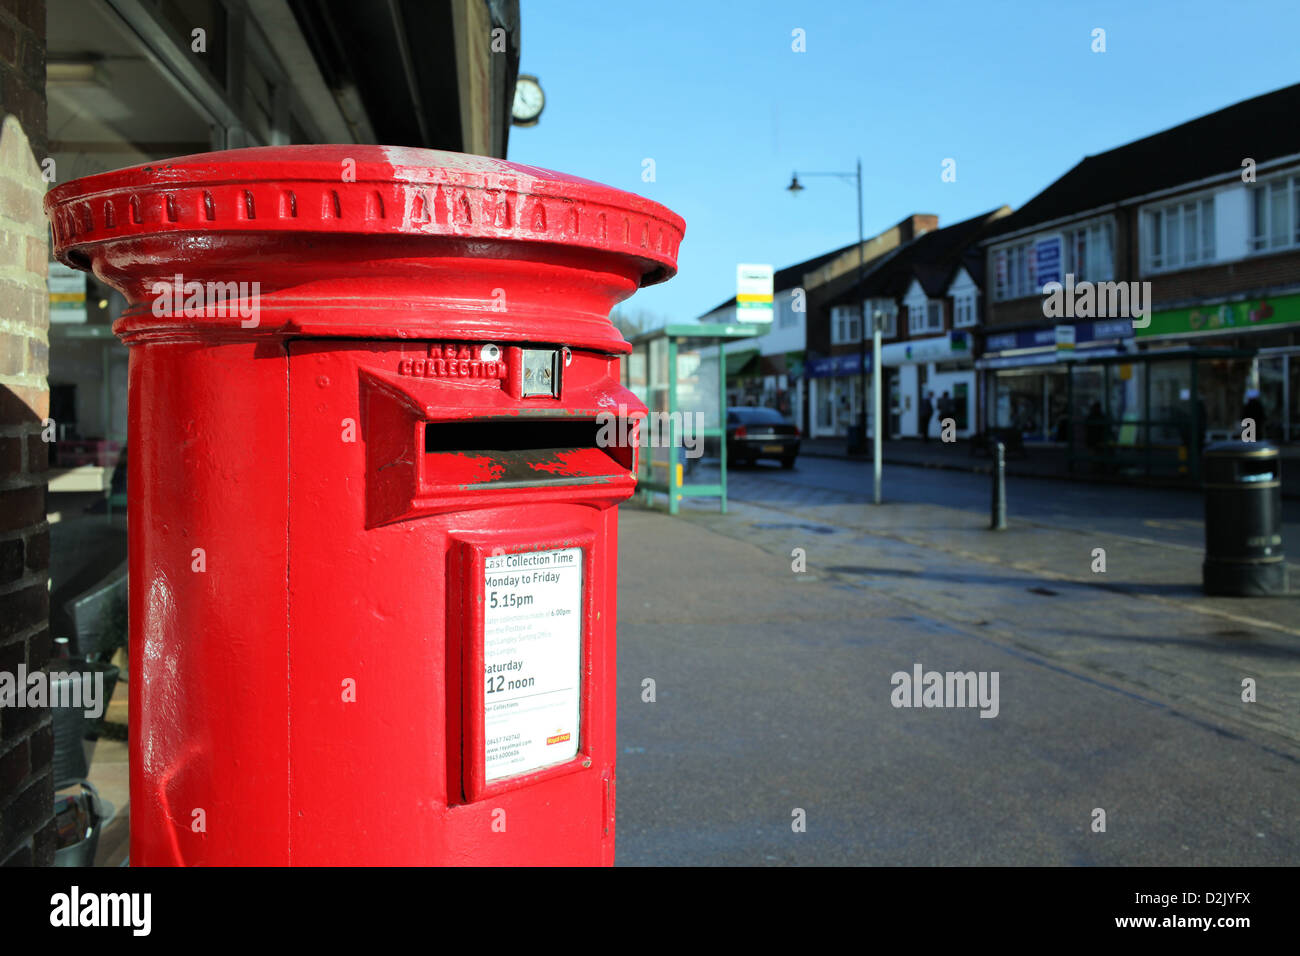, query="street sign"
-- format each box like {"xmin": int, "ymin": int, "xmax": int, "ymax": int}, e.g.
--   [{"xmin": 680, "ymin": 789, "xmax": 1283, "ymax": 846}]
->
[
  {"xmin": 736, "ymin": 263, "xmax": 774, "ymax": 324},
  {"xmin": 1055, "ymin": 324, "xmax": 1076, "ymax": 353}
]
